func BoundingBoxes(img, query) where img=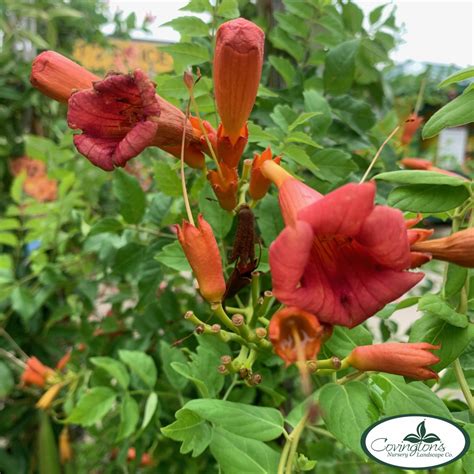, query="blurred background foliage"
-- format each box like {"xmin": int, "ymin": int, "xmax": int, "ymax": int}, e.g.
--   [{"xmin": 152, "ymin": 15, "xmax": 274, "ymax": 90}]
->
[{"xmin": 0, "ymin": 0, "xmax": 472, "ymax": 473}]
